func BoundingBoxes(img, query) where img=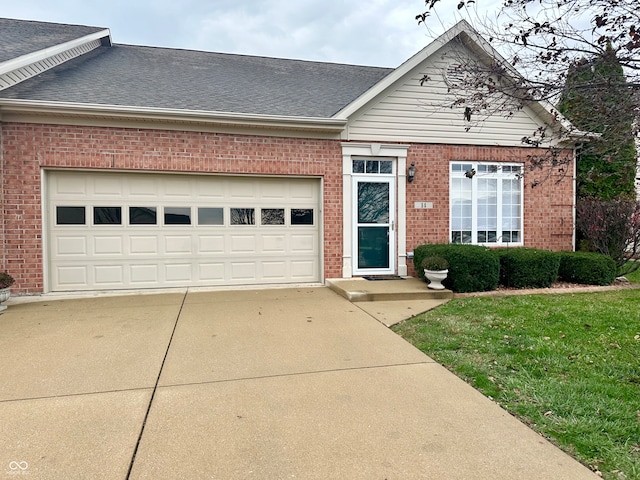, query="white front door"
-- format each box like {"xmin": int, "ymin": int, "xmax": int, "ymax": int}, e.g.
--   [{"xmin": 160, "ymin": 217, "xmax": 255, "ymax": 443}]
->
[{"xmin": 352, "ymin": 176, "xmax": 395, "ymax": 275}]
